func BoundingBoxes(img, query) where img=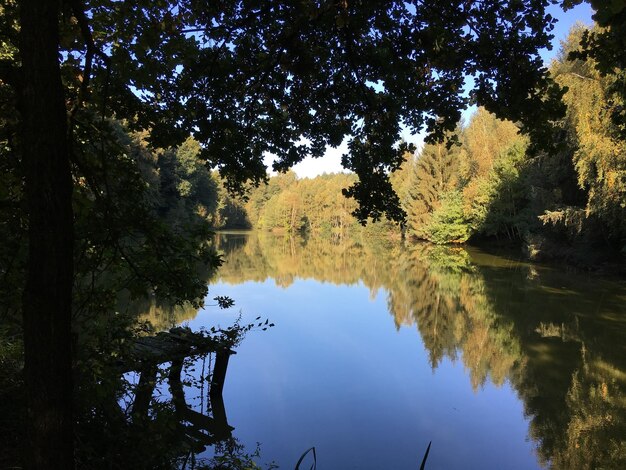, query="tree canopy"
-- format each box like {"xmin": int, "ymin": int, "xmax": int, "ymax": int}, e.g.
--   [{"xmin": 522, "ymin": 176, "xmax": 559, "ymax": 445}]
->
[{"xmin": 2, "ymin": 0, "xmax": 572, "ymax": 221}]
